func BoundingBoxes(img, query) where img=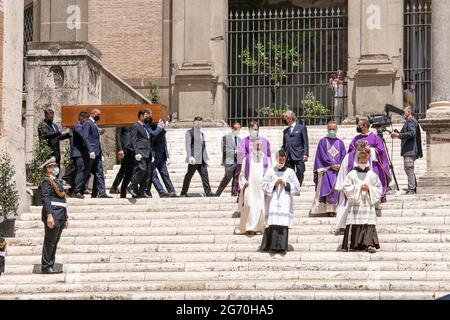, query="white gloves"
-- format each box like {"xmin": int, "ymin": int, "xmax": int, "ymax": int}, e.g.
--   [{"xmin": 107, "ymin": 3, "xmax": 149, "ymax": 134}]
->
[
  {"xmin": 166, "ymin": 158, "xmax": 171, "ymax": 166},
  {"xmin": 101, "ymin": 156, "xmax": 105, "ymax": 162},
  {"xmin": 157, "ymin": 120, "xmax": 166, "ymax": 129},
  {"xmin": 189, "ymin": 157, "xmax": 196, "ymax": 165},
  {"xmin": 89, "ymin": 152, "xmax": 96, "ymax": 160},
  {"xmin": 135, "ymin": 154, "xmax": 143, "ymax": 162}
]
